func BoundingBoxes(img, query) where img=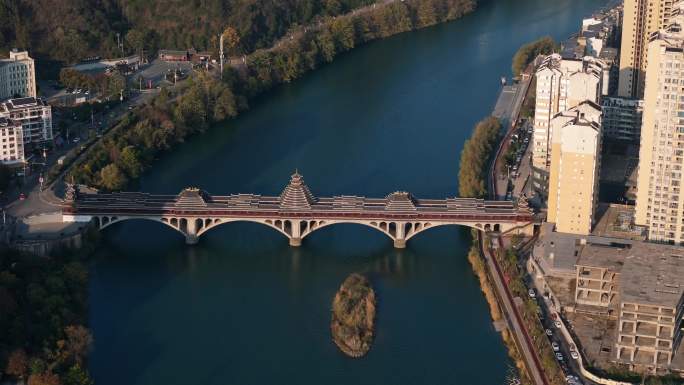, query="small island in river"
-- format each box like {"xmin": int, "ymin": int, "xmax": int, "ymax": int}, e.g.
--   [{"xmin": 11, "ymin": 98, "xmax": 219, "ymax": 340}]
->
[{"xmin": 330, "ymin": 273, "xmax": 376, "ymax": 358}]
